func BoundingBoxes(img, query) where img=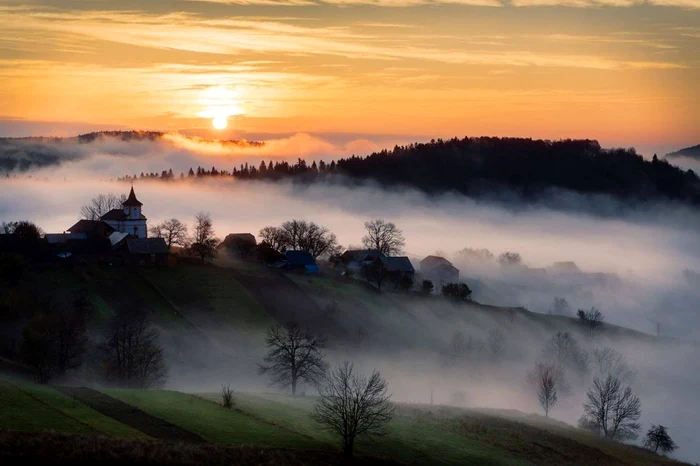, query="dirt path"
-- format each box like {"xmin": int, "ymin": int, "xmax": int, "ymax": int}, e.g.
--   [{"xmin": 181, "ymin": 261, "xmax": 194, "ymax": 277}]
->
[{"xmin": 55, "ymin": 387, "xmax": 204, "ymax": 444}]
